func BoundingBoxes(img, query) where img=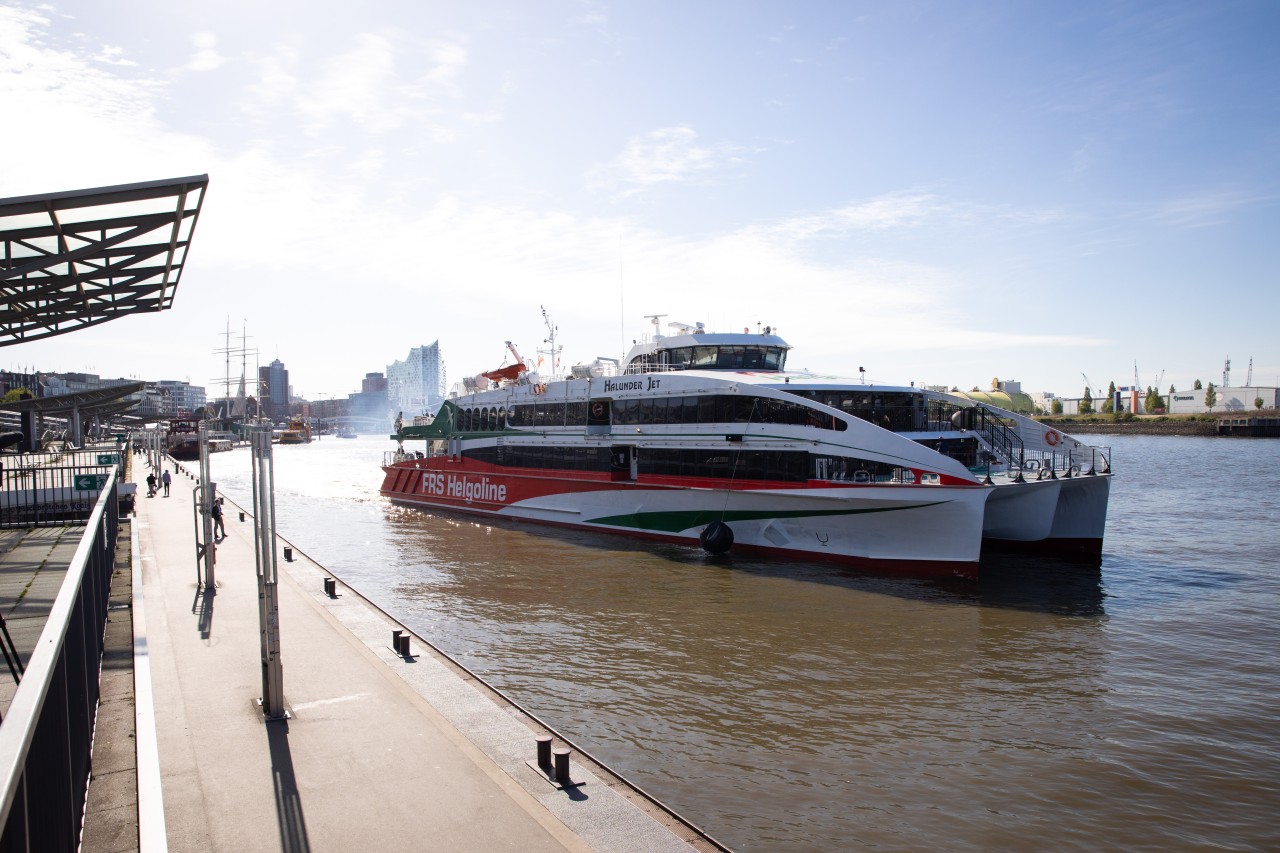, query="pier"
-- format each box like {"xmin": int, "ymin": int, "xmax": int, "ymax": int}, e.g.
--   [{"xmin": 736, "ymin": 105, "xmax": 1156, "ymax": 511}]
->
[{"xmin": 0, "ymin": 455, "xmax": 721, "ymax": 852}]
